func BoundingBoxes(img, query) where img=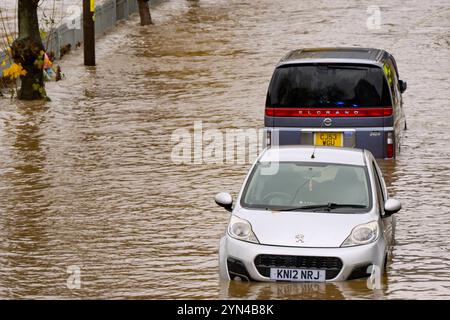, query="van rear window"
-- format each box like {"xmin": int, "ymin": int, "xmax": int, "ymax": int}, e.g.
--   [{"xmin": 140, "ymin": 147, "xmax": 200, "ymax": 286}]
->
[{"xmin": 266, "ymin": 64, "xmax": 392, "ymax": 108}]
